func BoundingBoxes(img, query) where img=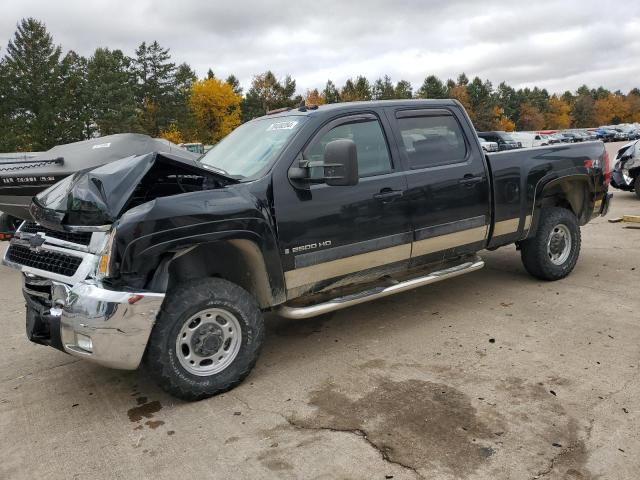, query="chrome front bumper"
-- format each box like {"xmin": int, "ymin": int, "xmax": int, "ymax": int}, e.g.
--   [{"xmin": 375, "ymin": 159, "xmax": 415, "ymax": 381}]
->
[{"xmin": 24, "ymin": 277, "xmax": 165, "ymax": 370}]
